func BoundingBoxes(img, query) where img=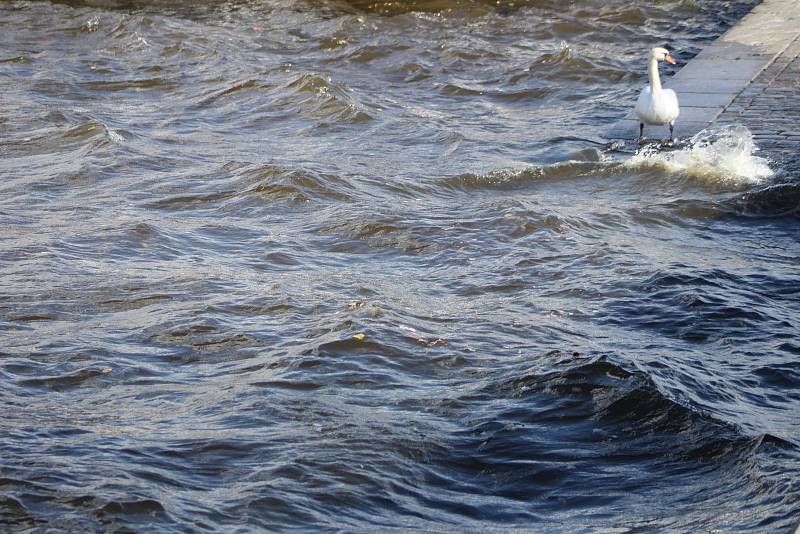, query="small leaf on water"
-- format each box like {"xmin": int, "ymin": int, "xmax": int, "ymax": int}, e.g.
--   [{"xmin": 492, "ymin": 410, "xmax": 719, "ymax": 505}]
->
[{"xmin": 353, "ymin": 333, "xmax": 366, "ymax": 341}]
